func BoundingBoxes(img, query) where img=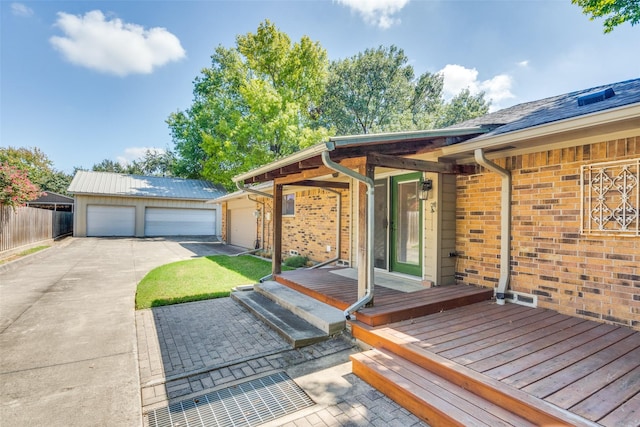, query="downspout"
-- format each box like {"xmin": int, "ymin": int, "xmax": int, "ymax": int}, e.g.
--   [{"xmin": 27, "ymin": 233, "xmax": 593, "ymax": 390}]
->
[
  {"xmin": 248, "ymin": 195, "xmax": 265, "ymax": 250},
  {"xmin": 474, "ymin": 149, "xmax": 511, "ymax": 305},
  {"xmin": 309, "ymin": 187, "xmax": 341, "ymax": 269},
  {"xmin": 321, "ymin": 151, "xmax": 374, "ymax": 319}
]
